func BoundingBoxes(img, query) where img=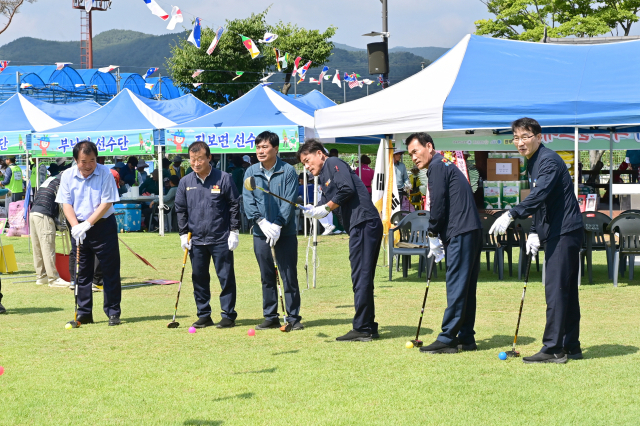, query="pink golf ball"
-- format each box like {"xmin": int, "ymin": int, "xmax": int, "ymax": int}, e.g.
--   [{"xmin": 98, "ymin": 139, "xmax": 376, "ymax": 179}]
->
[
  {"xmin": 247, "ymin": 328, "xmax": 255, "ymax": 336},
  {"xmin": 0, "ymin": 366, "xmax": 4, "ymax": 376},
  {"xmin": 188, "ymin": 327, "xmax": 196, "ymax": 334}
]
